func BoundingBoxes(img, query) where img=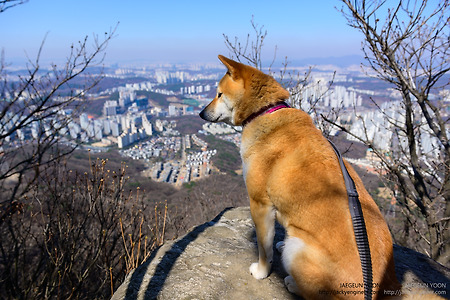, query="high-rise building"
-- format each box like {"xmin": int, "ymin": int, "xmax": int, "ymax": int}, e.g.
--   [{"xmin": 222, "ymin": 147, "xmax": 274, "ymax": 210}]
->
[
  {"xmin": 142, "ymin": 114, "xmax": 153, "ymax": 136},
  {"xmin": 103, "ymin": 100, "xmax": 118, "ymax": 116},
  {"xmin": 103, "ymin": 119, "xmax": 111, "ymax": 135},
  {"xmin": 80, "ymin": 113, "xmax": 89, "ymax": 130},
  {"xmin": 118, "ymin": 133, "xmax": 128, "ymax": 149},
  {"xmin": 119, "ymin": 91, "xmax": 135, "ymax": 108},
  {"xmin": 110, "ymin": 120, "xmax": 120, "ymax": 137}
]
